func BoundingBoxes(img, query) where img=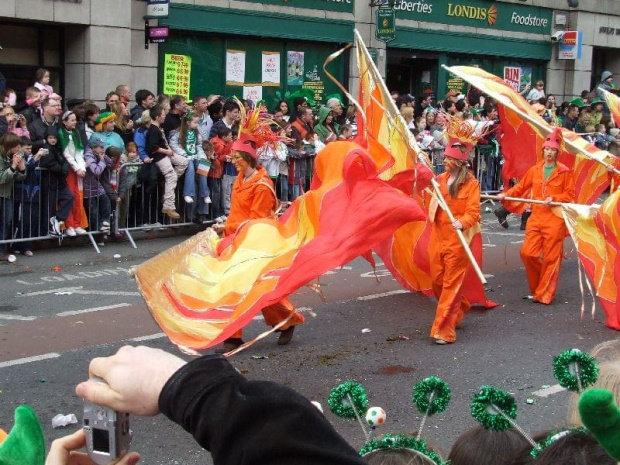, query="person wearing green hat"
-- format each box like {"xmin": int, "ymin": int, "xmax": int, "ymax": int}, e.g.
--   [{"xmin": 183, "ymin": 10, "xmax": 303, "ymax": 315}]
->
[{"xmin": 590, "ymin": 97, "xmax": 605, "ymax": 127}]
